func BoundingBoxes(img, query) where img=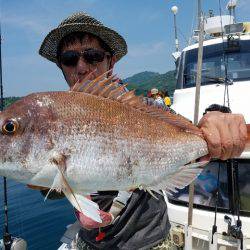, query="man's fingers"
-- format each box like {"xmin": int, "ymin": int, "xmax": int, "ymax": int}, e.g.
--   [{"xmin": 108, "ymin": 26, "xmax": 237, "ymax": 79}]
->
[
  {"xmin": 75, "ymin": 209, "xmax": 113, "ymax": 230},
  {"xmin": 239, "ymin": 116, "xmax": 248, "ymax": 148},
  {"xmin": 218, "ymin": 122, "xmax": 233, "ymax": 160},
  {"xmin": 198, "ymin": 154, "xmax": 211, "ymax": 162},
  {"xmin": 200, "ymin": 126, "xmax": 221, "ymax": 159},
  {"xmin": 229, "ymin": 119, "xmax": 245, "ymax": 158}
]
